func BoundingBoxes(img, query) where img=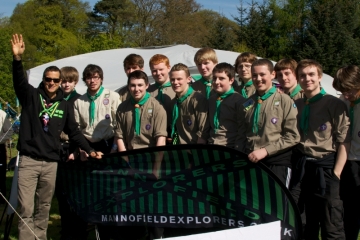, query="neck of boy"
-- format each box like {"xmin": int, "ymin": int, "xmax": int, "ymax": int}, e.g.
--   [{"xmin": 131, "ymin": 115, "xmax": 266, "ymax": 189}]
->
[
  {"xmin": 203, "ymin": 75, "xmax": 212, "ymax": 81},
  {"xmin": 257, "ymin": 86, "xmax": 272, "ymax": 96},
  {"xmin": 45, "ymin": 91, "xmax": 56, "ymax": 99},
  {"xmin": 177, "ymin": 85, "xmax": 189, "ymax": 98},
  {"xmin": 304, "ymin": 87, "xmax": 321, "ymax": 99},
  {"xmin": 242, "ymin": 78, "xmax": 251, "ymax": 84},
  {"xmin": 284, "ymin": 84, "xmax": 296, "ymax": 94},
  {"xmin": 88, "ymin": 88, "xmax": 100, "ymax": 97}
]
